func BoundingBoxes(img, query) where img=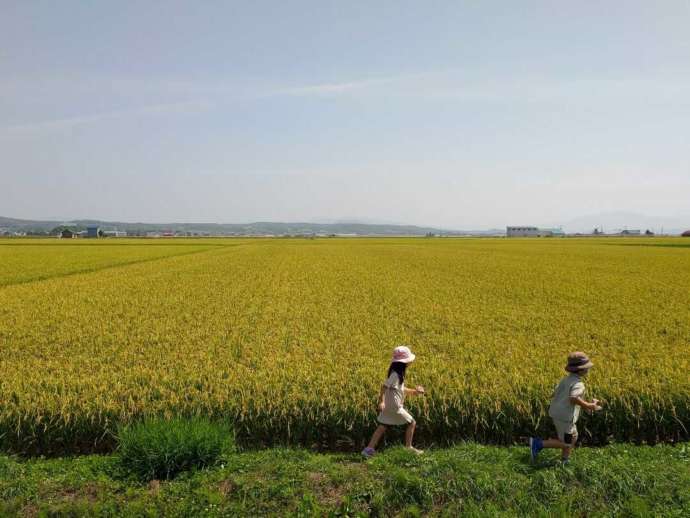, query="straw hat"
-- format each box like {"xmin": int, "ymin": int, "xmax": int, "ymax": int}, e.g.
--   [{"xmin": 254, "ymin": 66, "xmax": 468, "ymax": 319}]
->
[
  {"xmin": 565, "ymin": 351, "xmax": 593, "ymax": 372},
  {"xmin": 391, "ymin": 345, "xmax": 416, "ymax": 364}
]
